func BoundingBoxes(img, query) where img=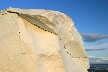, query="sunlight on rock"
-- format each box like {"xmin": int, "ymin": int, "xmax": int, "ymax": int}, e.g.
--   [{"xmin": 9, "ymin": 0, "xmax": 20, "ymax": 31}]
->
[{"xmin": 0, "ymin": 7, "xmax": 89, "ymax": 72}]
